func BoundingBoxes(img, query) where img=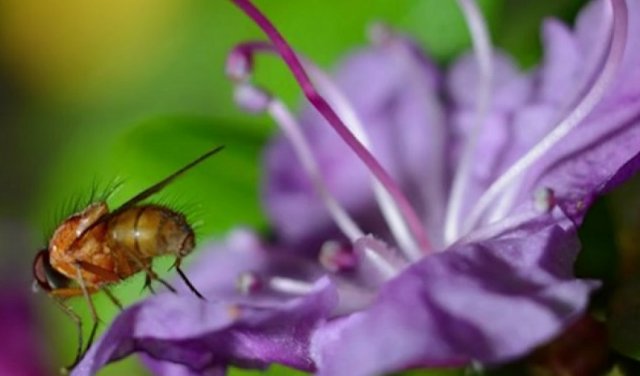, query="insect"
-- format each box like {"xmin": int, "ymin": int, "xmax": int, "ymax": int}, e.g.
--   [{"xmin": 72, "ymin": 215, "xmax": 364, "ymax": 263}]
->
[{"xmin": 32, "ymin": 145, "xmax": 224, "ymax": 372}]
